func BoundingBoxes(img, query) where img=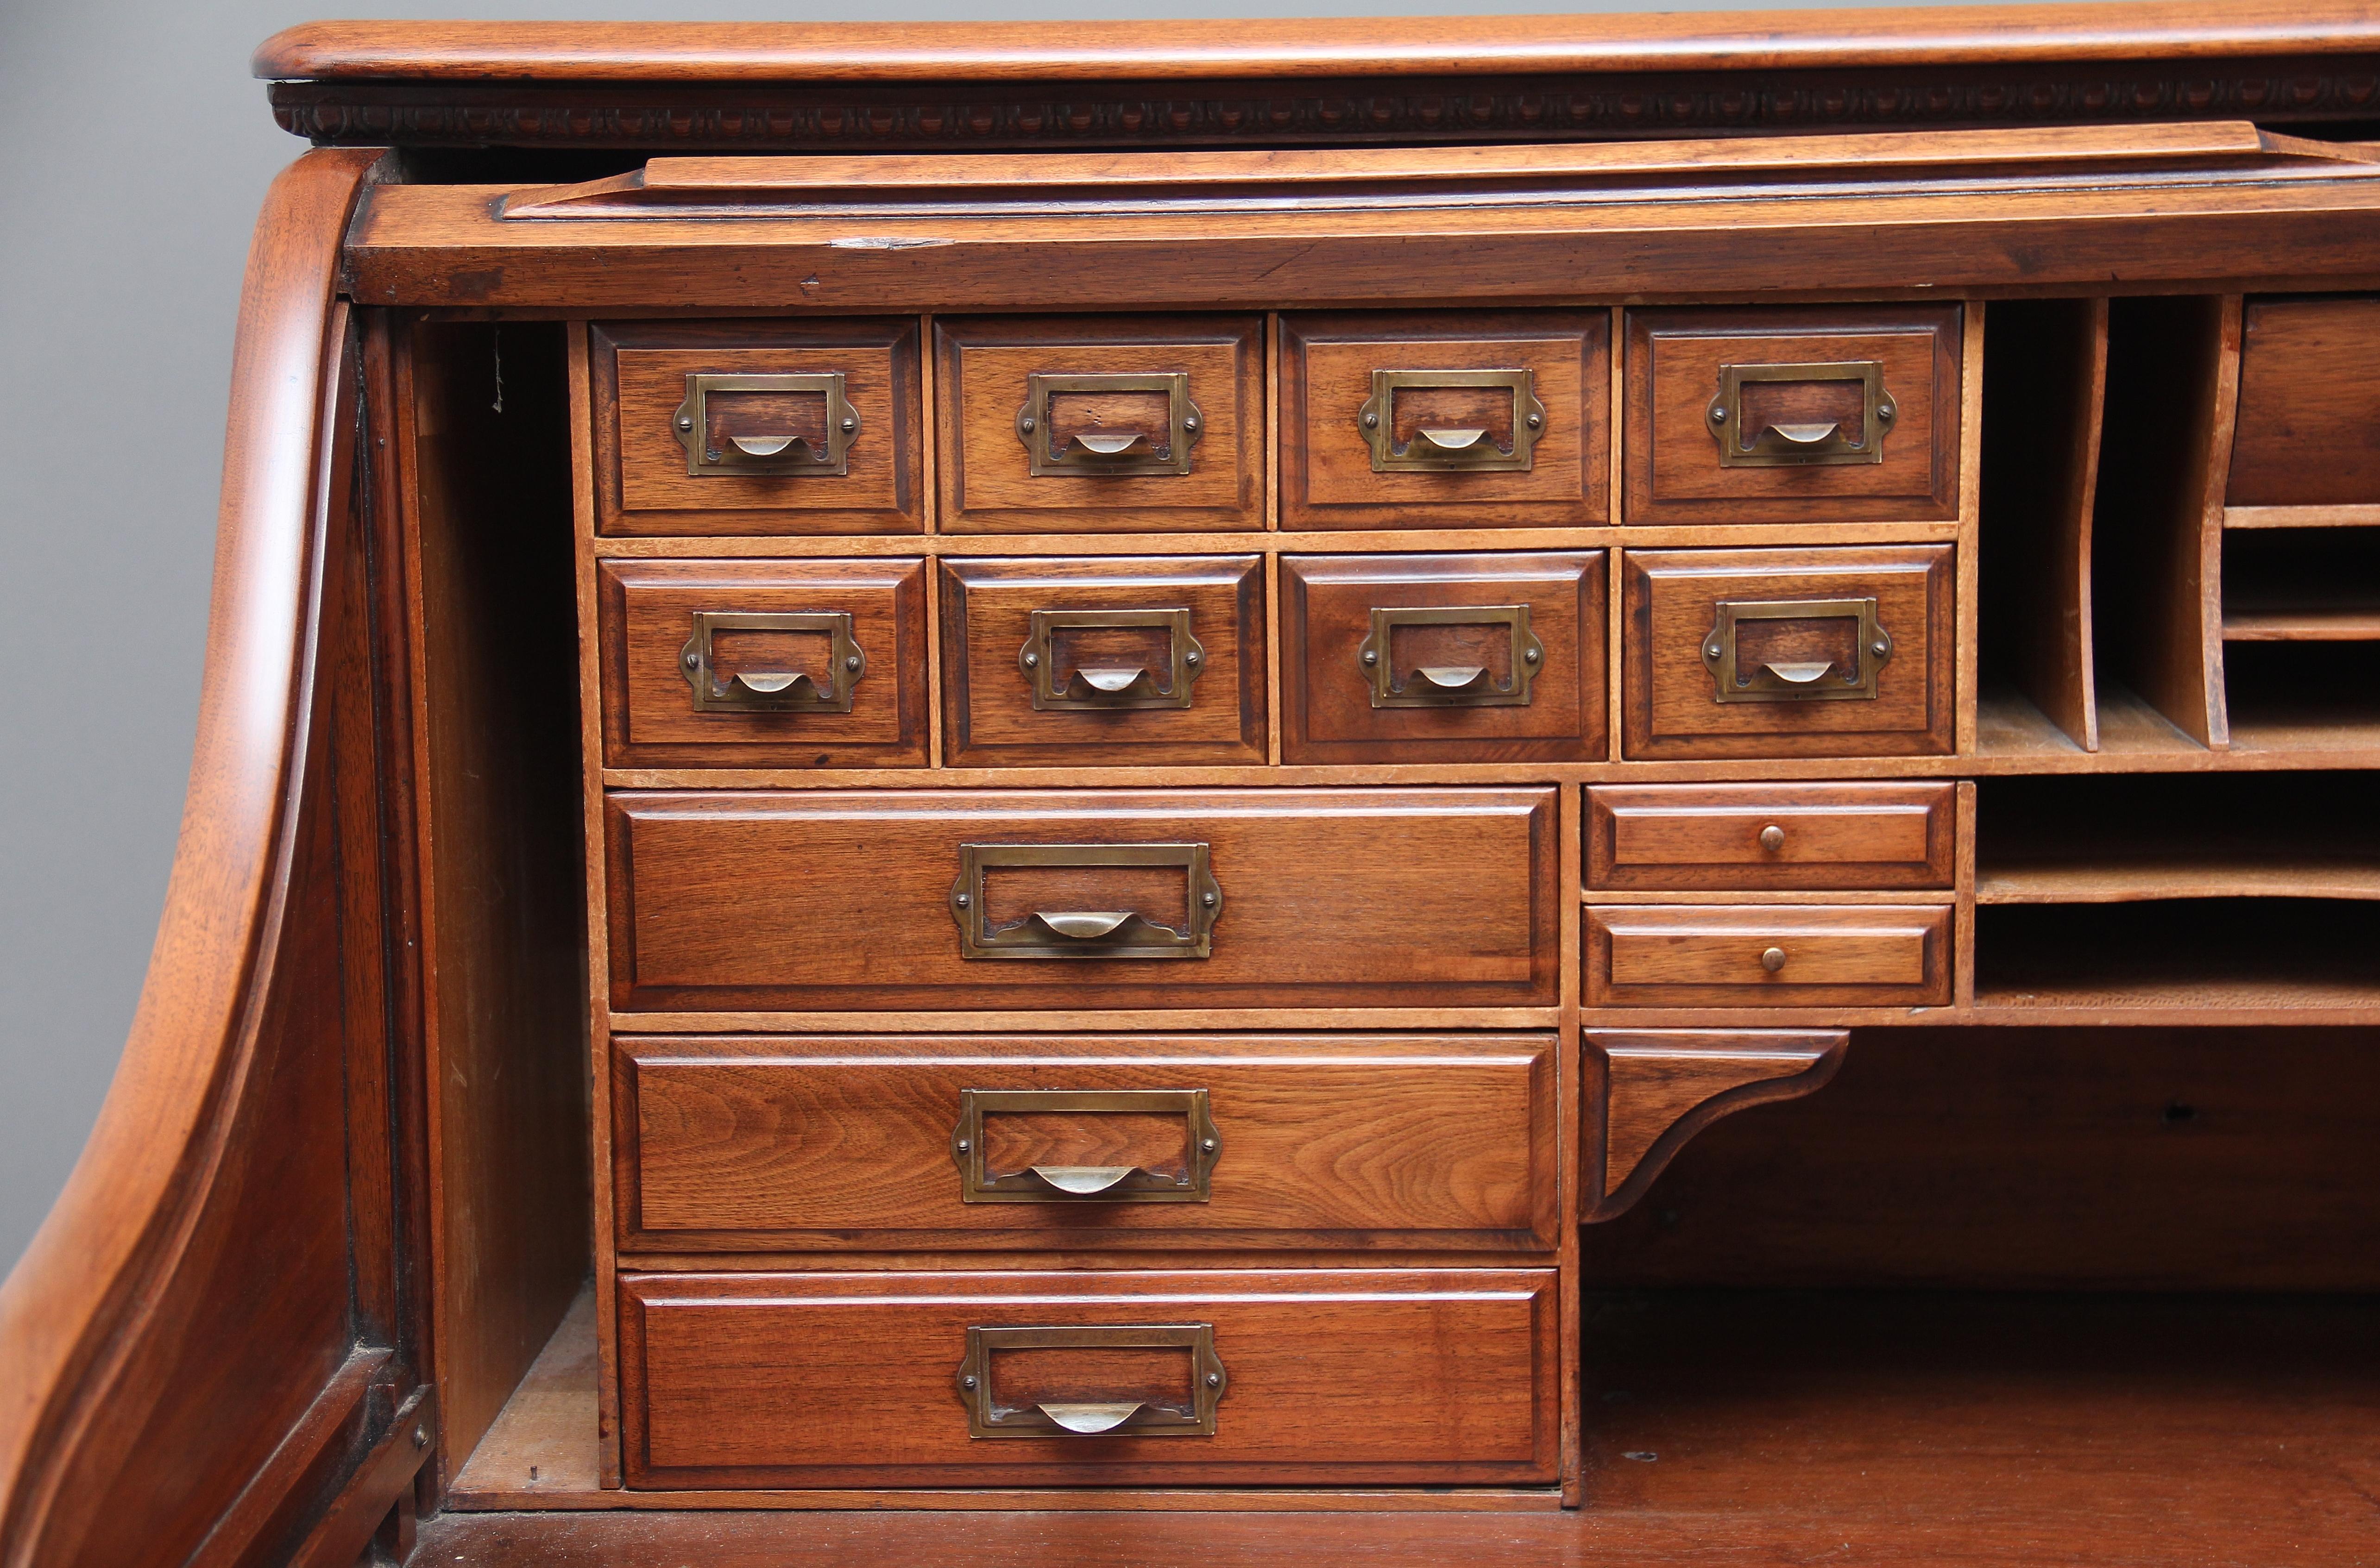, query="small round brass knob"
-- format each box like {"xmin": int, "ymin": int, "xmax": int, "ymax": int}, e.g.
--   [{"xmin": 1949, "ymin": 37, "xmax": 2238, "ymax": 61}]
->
[
  {"xmin": 1760, "ymin": 825, "xmax": 1786, "ymax": 852},
  {"xmin": 1761, "ymin": 947, "xmax": 1787, "ymax": 973}
]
